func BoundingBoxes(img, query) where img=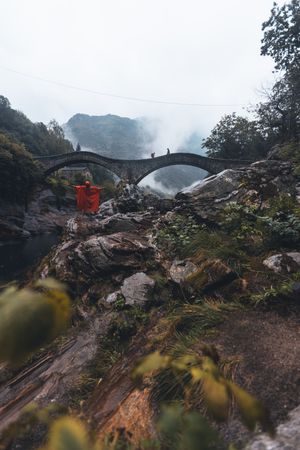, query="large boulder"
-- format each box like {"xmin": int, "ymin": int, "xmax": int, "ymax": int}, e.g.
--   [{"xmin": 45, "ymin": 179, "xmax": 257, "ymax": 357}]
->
[
  {"xmin": 66, "ymin": 212, "xmax": 155, "ymax": 239},
  {"xmin": 75, "ymin": 233, "xmax": 153, "ymax": 274},
  {"xmin": 40, "ymin": 232, "xmax": 154, "ymax": 284},
  {"xmin": 176, "ymin": 161, "xmax": 294, "ymax": 222}
]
